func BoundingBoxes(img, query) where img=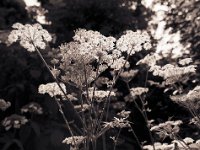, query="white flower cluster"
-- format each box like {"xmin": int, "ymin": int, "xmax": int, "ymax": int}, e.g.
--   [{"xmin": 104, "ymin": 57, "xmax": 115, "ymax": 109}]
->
[
  {"xmin": 187, "ymin": 86, "xmax": 200, "ymax": 100},
  {"xmin": 62, "ymin": 136, "xmax": 86, "ymax": 146},
  {"xmin": 74, "ymin": 104, "xmax": 90, "ymax": 112},
  {"xmin": 0, "ymin": 99, "xmax": 11, "ymax": 111},
  {"xmin": 120, "ymin": 69, "xmax": 138, "ymax": 82},
  {"xmin": 137, "ymin": 53, "xmax": 162, "ymax": 66},
  {"xmin": 178, "ymin": 58, "xmax": 192, "ymax": 66},
  {"xmin": 117, "ymin": 110, "xmax": 131, "ymax": 119},
  {"xmin": 21, "ymin": 102, "xmax": 43, "ymax": 114},
  {"xmin": 150, "ymin": 120, "xmax": 182, "ymax": 140},
  {"xmin": 103, "ymin": 117, "xmax": 130, "ymax": 129},
  {"xmin": 150, "ymin": 120, "xmax": 183, "ymax": 132},
  {"xmin": 130, "ymin": 87, "xmax": 149, "ymax": 96},
  {"xmin": 2, "ymin": 114, "xmax": 28, "ymax": 130},
  {"xmin": 38, "ymin": 82, "xmax": 66, "ymax": 97},
  {"xmin": 74, "ymin": 29, "xmax": 116, "ymax": 52},
  {"xmin": 116, "ymin": 30, "xmax": 151, "ymax": 55},
  {"xmin": 171, "ymin": 85, "xmax": 200, "ymax": 110},
  {"xmin": 59, "ymin": 29, "xmax": 151, "ymax": 86},
  {"xmin": 8, "ymin": 23, "xmax": 52, "ymax": 52},
  {"xmin": 150, "ymin": 64, "xmax": 196, "ymax": 85},
  {"xmin": 87, "ymin": 88, "xmax": 116, "ymax": 102},
  {"xmin": 143, "ymin": 138, "xmax": 200, "ymax": 150}
]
